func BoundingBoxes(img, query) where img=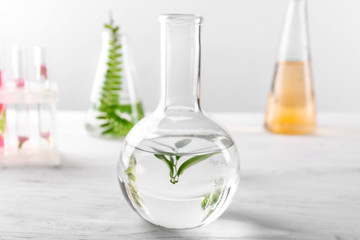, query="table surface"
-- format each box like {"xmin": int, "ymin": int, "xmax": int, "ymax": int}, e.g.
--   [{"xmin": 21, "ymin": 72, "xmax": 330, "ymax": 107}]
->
[{"xmin": 0, "ymin": 111, "xmax": 359, "ymax": 240}]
